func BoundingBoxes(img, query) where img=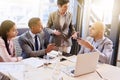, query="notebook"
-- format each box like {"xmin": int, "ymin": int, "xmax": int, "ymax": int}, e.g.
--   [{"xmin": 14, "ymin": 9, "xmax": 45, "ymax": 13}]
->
[{"xmin": 61, "ymin": 52, "xmax": 99, "ymax": 77}]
